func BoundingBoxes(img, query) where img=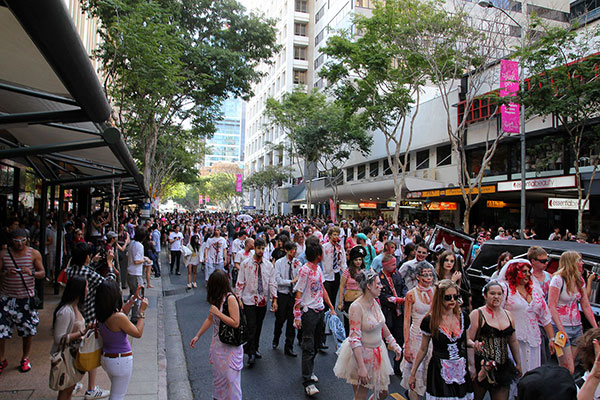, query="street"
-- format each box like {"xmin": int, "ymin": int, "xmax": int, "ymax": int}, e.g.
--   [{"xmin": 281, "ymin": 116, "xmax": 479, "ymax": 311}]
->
[{"xmin": 169, "ymin": 270, "xmax": 407, "ymax": 399}]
